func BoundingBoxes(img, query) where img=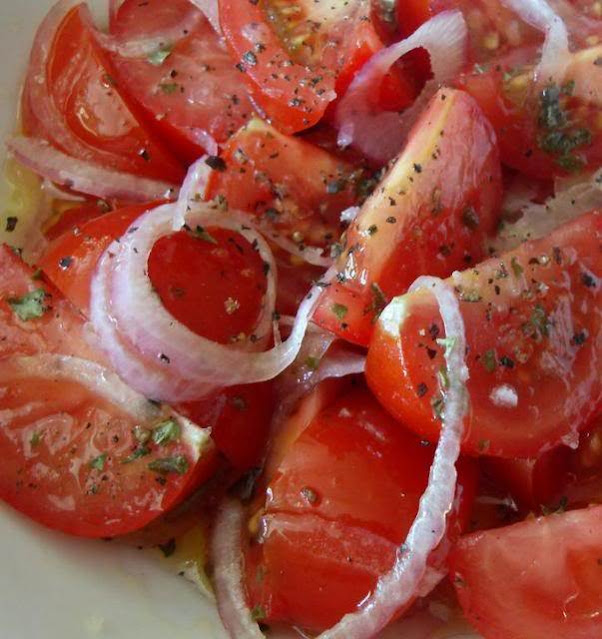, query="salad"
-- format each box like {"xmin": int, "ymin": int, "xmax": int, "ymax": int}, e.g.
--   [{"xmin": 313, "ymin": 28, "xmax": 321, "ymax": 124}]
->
[{"xmin": 0, "ymin": 0, "xmax": 601, "ymax": 638}]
